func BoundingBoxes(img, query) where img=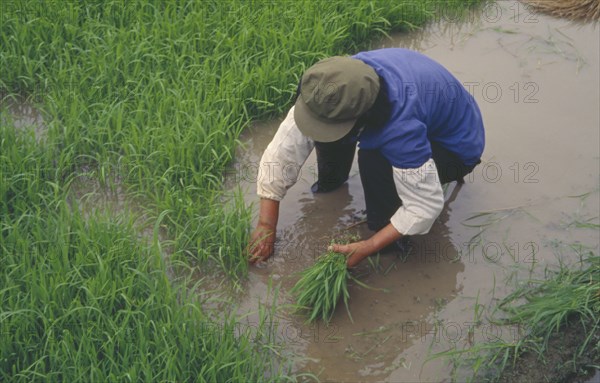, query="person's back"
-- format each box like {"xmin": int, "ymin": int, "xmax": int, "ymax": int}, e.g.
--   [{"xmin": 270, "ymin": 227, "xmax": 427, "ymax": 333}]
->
[
  {"xmin": 248, "ymin": 48, "xmax": 485, "ymax": 268},
  {"xmin": 355, "ymin": 48, "xmax": 484, "ymax": 169}
]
